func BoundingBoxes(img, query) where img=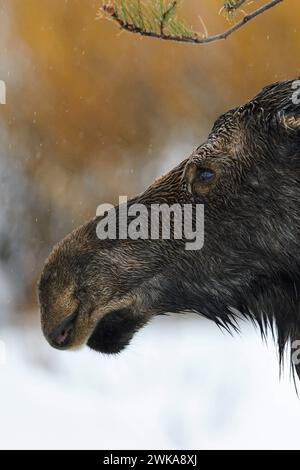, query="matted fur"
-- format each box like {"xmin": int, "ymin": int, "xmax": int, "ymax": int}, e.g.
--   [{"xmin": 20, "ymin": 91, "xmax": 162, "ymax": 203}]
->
[{"xmin": 39, "ymin": 79, "xmax": 300, "ymax": 384}]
